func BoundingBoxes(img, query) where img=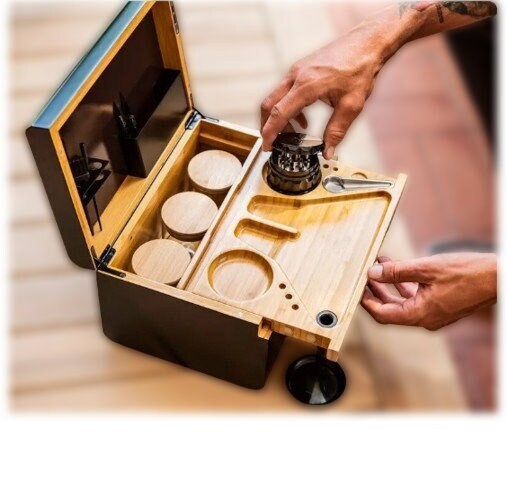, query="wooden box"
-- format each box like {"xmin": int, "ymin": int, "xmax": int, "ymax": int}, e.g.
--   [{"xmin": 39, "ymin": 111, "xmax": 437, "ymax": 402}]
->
[{"xmin": 26, "ymin": 1, "xmax": 406, "ymax": 394}]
